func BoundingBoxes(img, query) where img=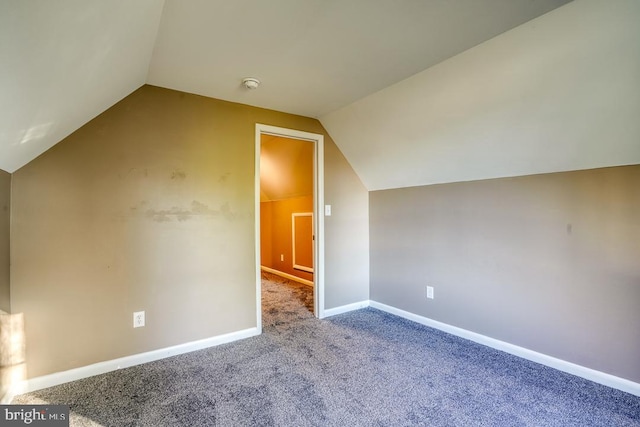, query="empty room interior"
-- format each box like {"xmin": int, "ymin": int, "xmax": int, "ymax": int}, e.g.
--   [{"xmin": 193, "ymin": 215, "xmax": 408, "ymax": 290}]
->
[{"xmin": 1, "ymin": 0, "xmax": 639, "ymax": 425}]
